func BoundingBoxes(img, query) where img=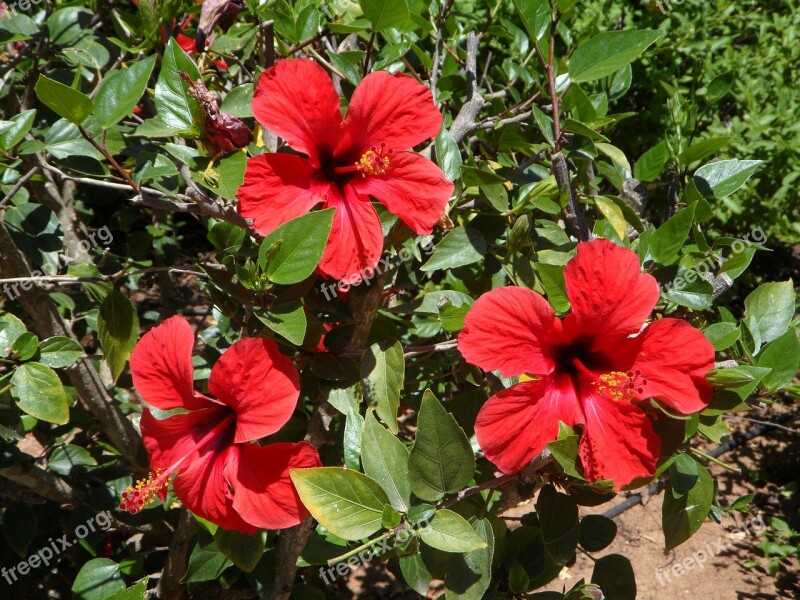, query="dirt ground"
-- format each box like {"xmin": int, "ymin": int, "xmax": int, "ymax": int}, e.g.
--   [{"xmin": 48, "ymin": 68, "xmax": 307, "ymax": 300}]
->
[{"xmin": 342, "ymin": 404, "xmax": 800, "ymax": 599}]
